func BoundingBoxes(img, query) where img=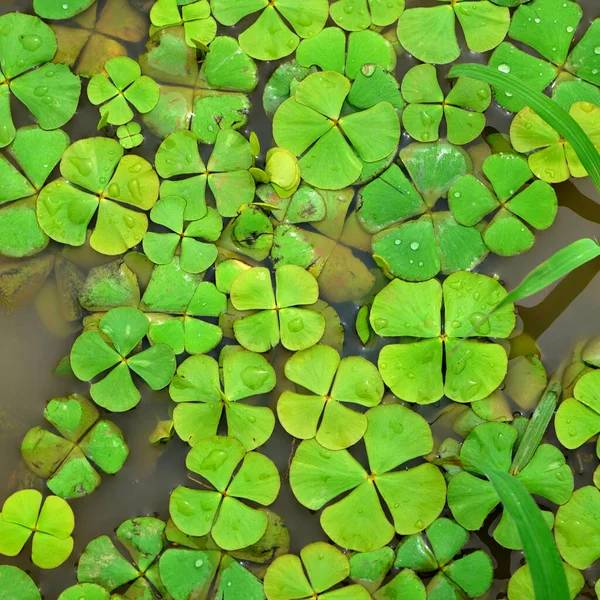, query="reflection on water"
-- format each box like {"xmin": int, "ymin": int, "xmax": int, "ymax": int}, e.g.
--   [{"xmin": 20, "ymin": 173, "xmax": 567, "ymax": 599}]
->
[{"xmin": 0, "ymin": 0, "xmax": 599, "ymax": 597}]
